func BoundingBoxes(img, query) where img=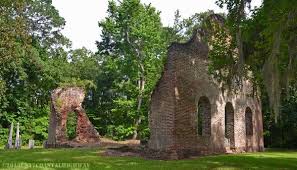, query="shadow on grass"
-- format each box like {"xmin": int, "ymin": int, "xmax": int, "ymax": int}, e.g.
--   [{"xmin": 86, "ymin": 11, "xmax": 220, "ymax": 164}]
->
[{"xmin": 0, "ymin": 149, "xmax": 296, "ymax": 170}]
